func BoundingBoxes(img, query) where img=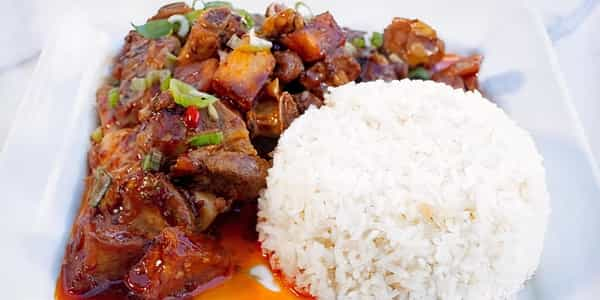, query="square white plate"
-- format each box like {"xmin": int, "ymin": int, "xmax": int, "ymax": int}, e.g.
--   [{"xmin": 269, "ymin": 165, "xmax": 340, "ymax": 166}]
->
[{"xmin": 1, "ymin": 1, "xmax": 599, "ymax": 299}]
